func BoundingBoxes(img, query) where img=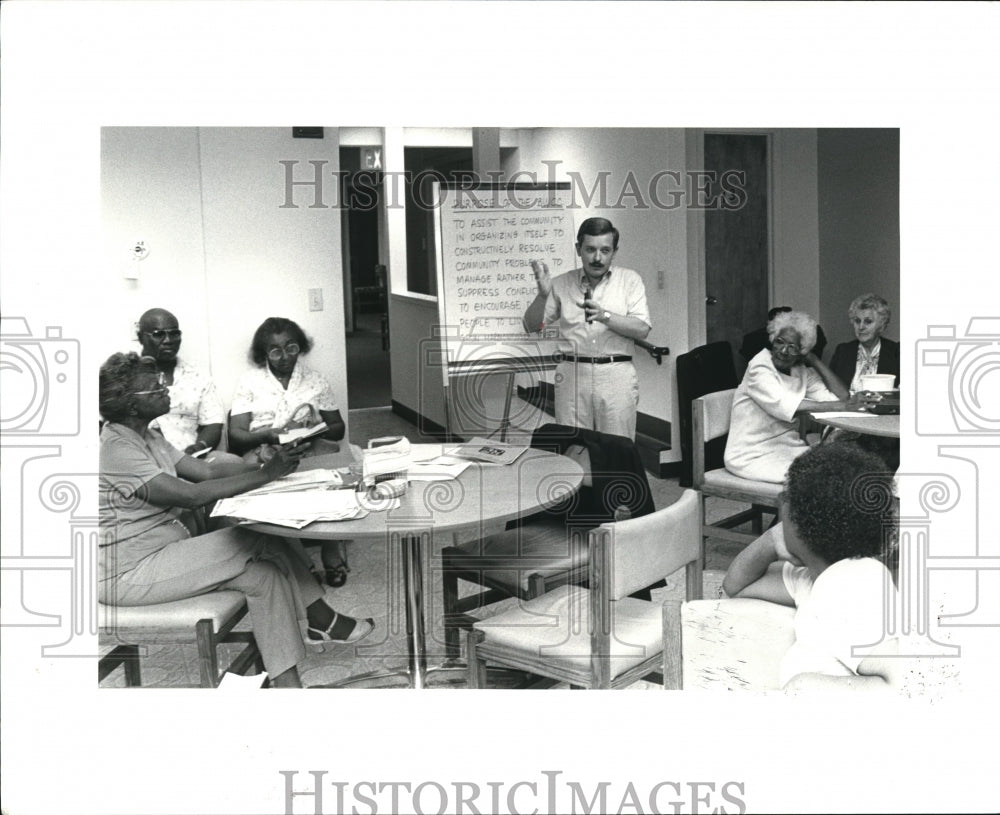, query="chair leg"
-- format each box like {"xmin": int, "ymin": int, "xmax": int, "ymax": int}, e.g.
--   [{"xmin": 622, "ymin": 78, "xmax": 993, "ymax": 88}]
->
[
  {"xmin": 527, "ymin": 573, "xmax": 546, "ymax": 599},
  {"xmin": 466, "ymin": 629, "xmax": 487, "ymax": 689},
  {"xmin": 442, "ymin": 569, "xmax": 462, "ymax": 659},
  {"xmin": 685, "ymin": 559, "xmax": 703, "ymax": 601},
  {"xmin": 99, "ymin": 644, "xmax": 142, "ymax": 687},
  {"xmin": 699, "ymin": 495, "xmax": 709, "ymax": 569},
  {"xmin": 195, "ymin": 619, "xmax": 221, "ymax": 688},
  {"xmin": 662, "ymin": 600, "xmax": 683, "ymax": 690},
  {"xmin": 123, "ymin": 646, "xmax": 142, "ymax": 687}
]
